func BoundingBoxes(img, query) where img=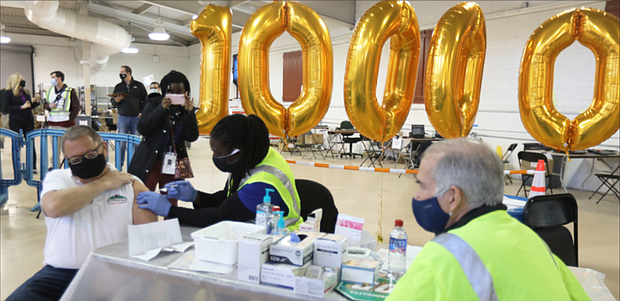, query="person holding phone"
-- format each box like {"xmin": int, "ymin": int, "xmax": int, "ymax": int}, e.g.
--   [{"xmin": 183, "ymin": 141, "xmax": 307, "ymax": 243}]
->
[
  {"xmin": 128, "ymin": 71, "xmax": 199, "ymax": 206},
  {"xmin": 4, "ymin": 73, "xmax": 41, "ymax": 173},
  {"xmin": 135, "ymin": 114, "xmax": 304, "ymax": 231}
]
